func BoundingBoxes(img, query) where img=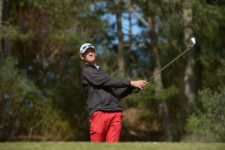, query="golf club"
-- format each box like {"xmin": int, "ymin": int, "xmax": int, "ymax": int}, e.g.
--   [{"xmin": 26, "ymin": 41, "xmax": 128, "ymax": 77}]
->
[
  {"xmin": 147, "ymin": 37, "xmax": 196, "ymax": 82},
  {"xmin": 135, "ymin": 37, "xmax": 196, "ymax": 91}
]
